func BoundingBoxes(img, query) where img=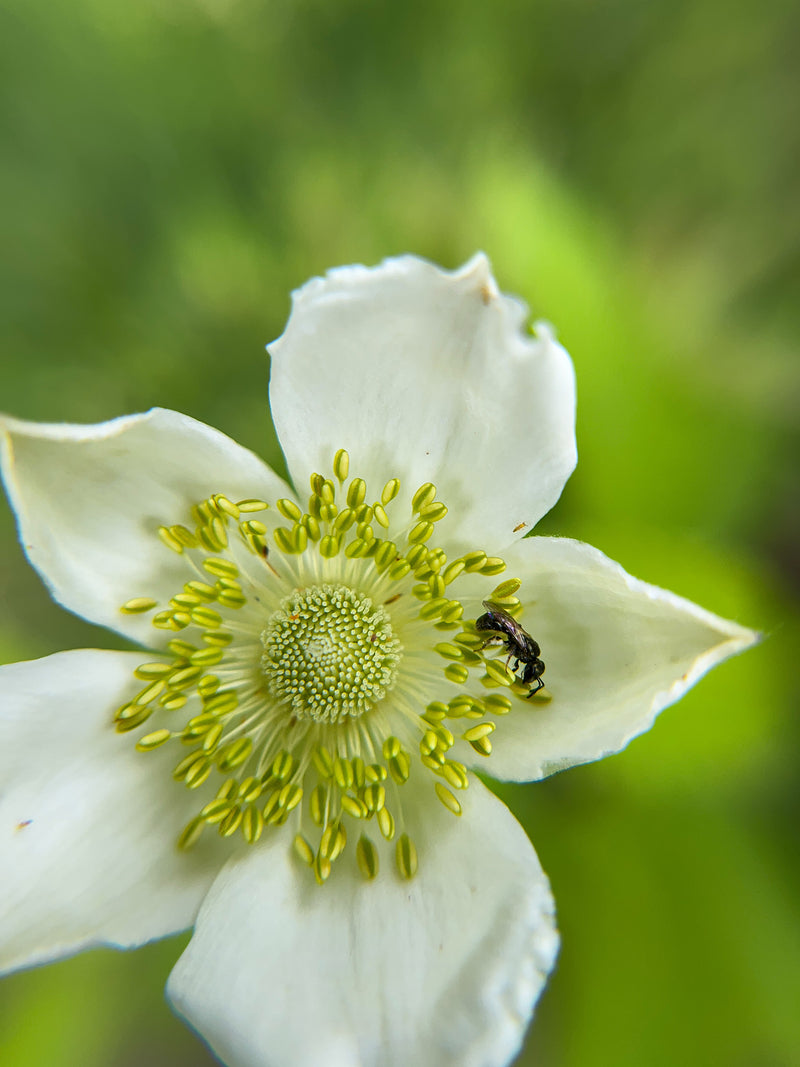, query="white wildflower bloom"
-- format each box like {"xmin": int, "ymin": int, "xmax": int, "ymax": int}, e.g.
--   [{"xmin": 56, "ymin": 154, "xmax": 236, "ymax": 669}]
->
[{"xmin": 0, "ymin": 254, "xmax": 757, "ymax": 1067}]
